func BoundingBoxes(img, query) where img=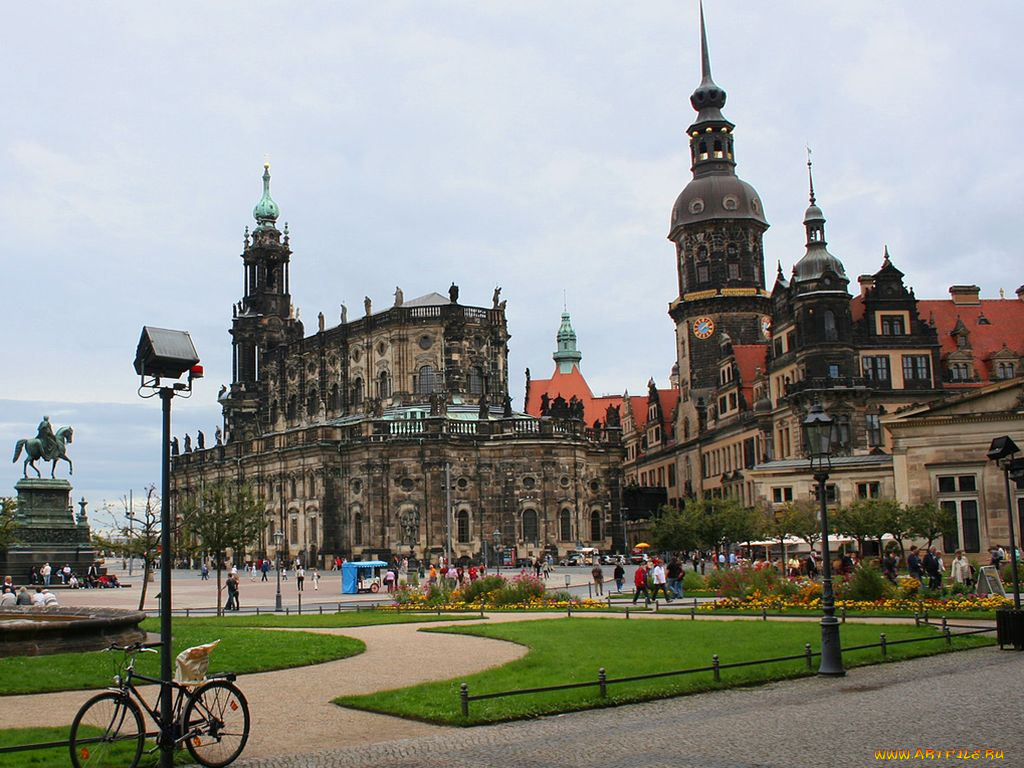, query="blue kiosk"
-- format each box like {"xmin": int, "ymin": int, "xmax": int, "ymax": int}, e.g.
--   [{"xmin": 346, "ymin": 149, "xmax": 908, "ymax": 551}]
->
[{"xmin": 341, "ymin": 560, "xmax": 389, "ymax": 594}]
